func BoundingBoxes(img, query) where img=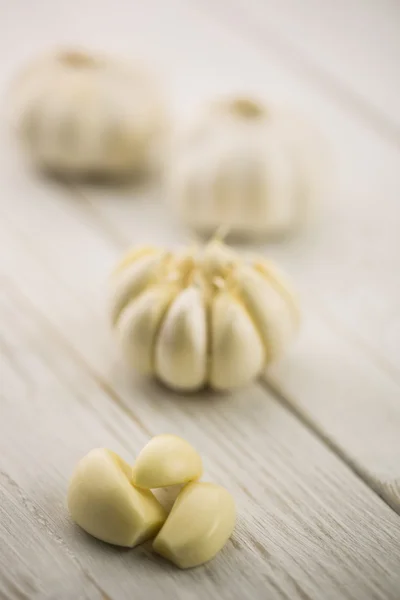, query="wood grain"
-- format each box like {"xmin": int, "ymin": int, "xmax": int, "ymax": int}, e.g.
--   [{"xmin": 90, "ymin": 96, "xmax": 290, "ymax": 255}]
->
[
  {"xmin": 0, "ymin": 473, "xmax": 103, "ymax": 600},
  {"xmin": 1, "ymin": 1, "xmax": 400, "ymax": 598},
  {"xmin": 1, "ymin": 116, "xmax": 400, "ymax": 510},
  {"xmin": 211, "ymin": 0, "xmax": 400, "ymax": 135},
  {"xmin": 185, "ymin": 0, "xmax": 400, "ymax": 373},
  {"xmin": 1, "ymin": 274, "xmax": 400, "ymax": 600}
]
